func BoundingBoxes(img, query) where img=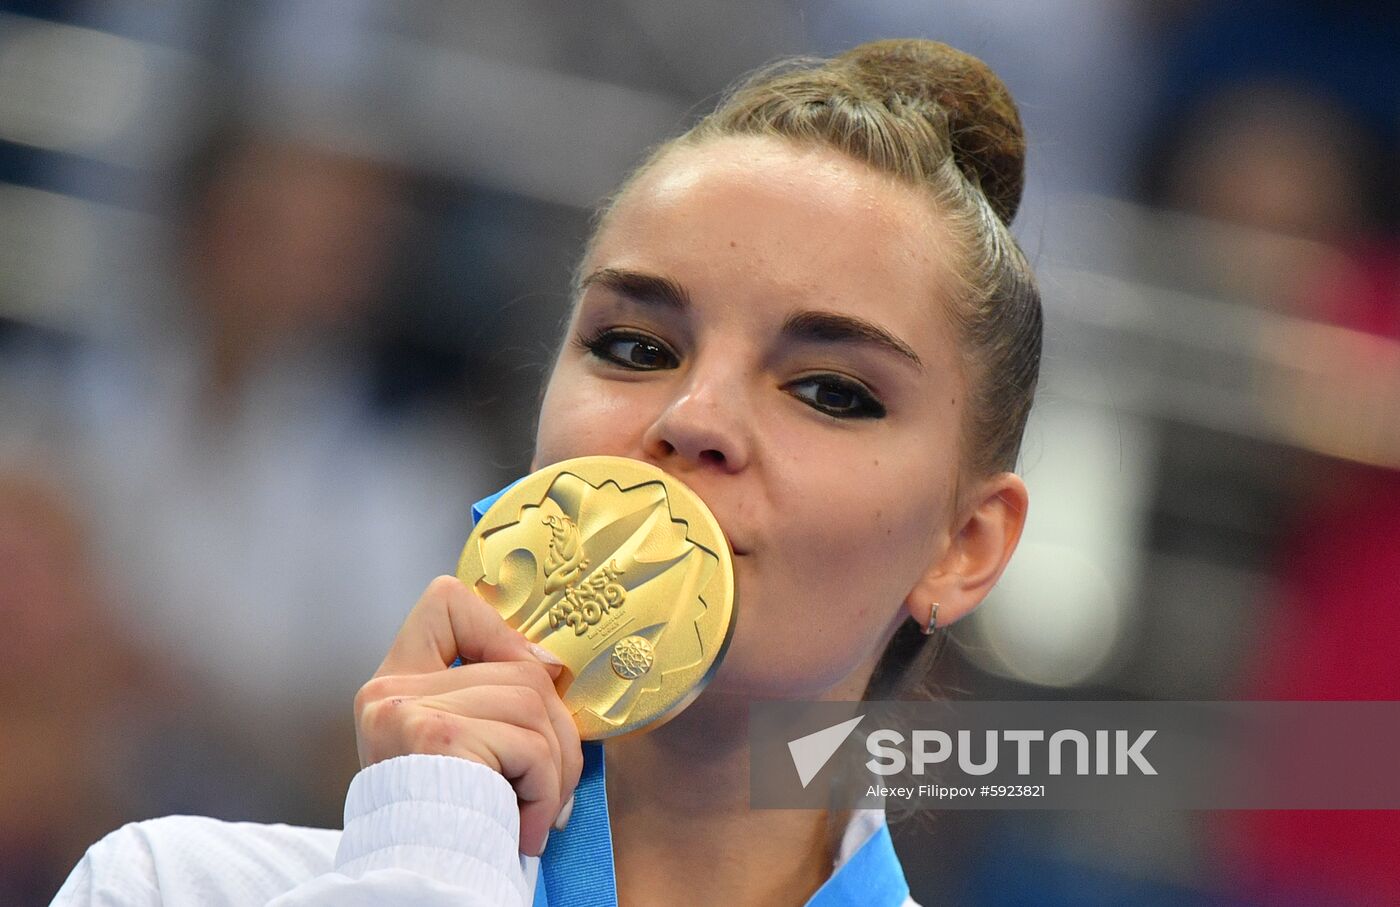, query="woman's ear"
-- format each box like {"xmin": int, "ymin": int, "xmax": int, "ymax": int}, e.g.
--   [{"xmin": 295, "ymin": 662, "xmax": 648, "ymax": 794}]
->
[{"xmin": 904, "ymin": 472, "xmax": 1029, "ymax": 629}]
